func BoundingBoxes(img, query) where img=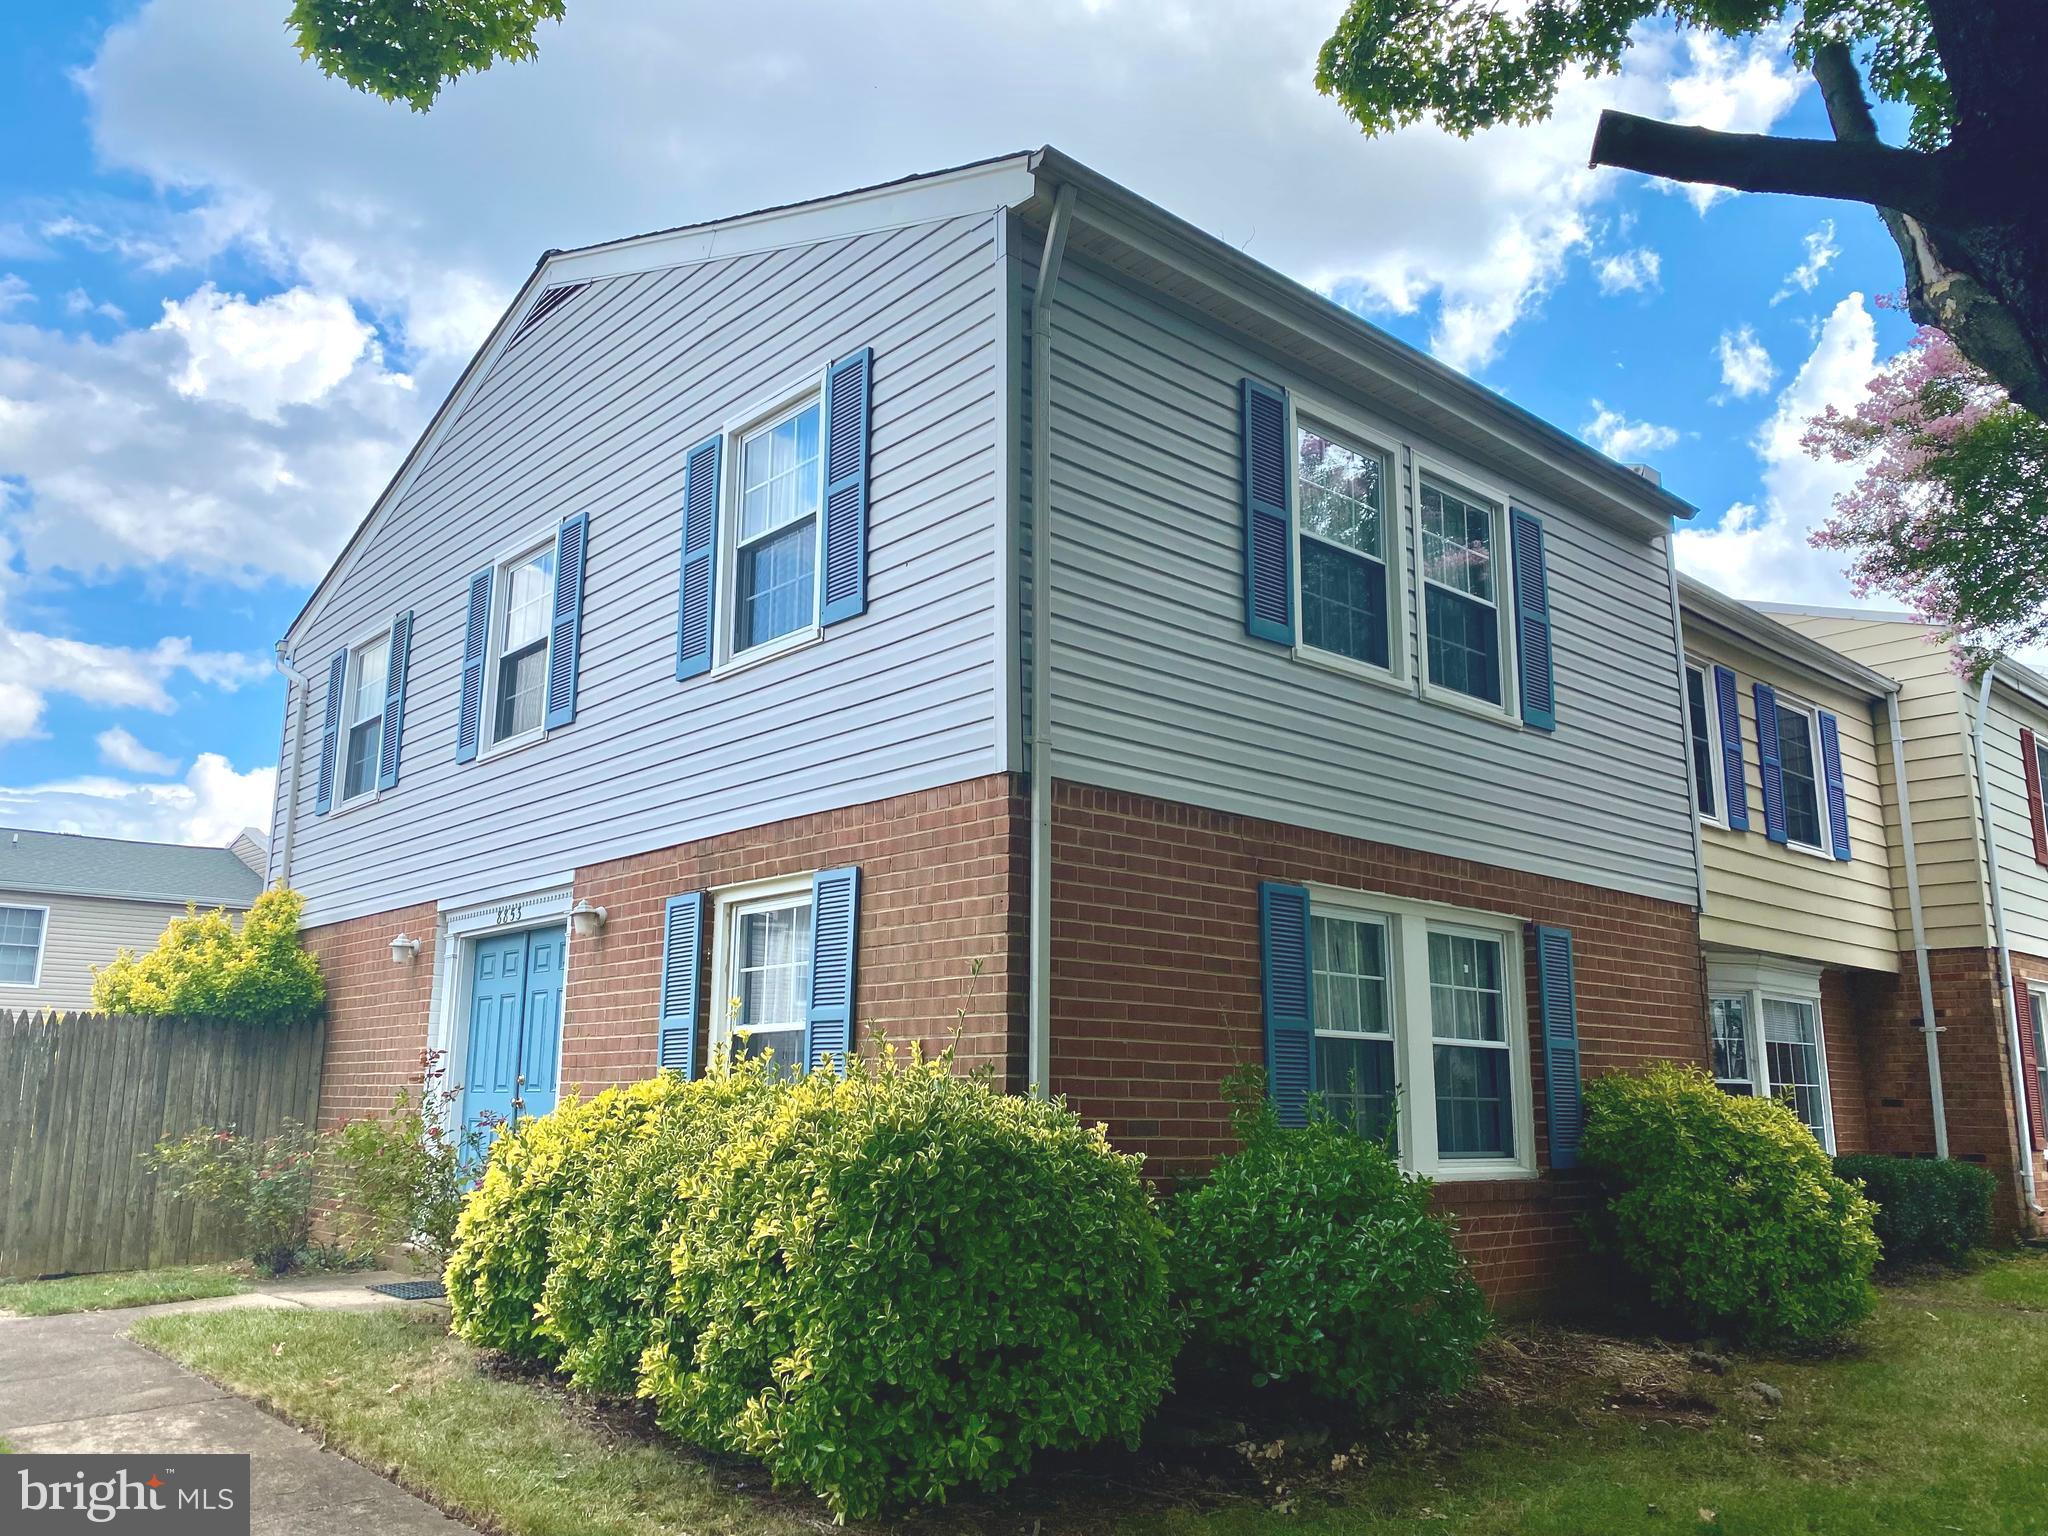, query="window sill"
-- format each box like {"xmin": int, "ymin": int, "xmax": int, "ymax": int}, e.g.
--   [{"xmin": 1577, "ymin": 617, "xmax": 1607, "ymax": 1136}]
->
[
  {"xmin": 1292, "ymin": 643, "xmax": 1413, "ymax": 696},
  {"xmin": 1784, "ymin": 838, "xmax": 1835, "ymax": 862},
  {"xmin": 1426, "ymin": 1159, "xmax": 1539, "ymax": 1184},
  {"xmin": 713, "ymin": 626, "xmax": 822, "ymax": 680},
  {"xmin": 1418, "ymin": 679, "xmax": 1523, "ymax": 731},
  {"xmin": 477, "ymin": 727, "xmax": 549, "ymax": 767}
]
